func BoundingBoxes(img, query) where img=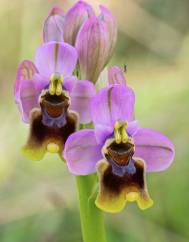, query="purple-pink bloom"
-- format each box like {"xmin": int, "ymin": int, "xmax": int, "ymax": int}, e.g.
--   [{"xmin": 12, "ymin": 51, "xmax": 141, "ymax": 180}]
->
[
  {"xmin": 43, "ymin": 1, "xmax": 117, "ymax": 84},
  {"xmin": 76, "ymin": 6, "xmax": 117, "ymax": 83},
  {"xmin": 14, "ymin": 41, "xmax": 96, "ymax": 161},
  {"xmin": 15, "ymin": 41, "xmax": 96, "ymax": 124},
  {"xmin": 63, "ymin": 84, "xmax": 175, "ymax": 213},
  {"xmin": 64, "ymin": 84, "xmax": 174, "ymax": 174}
]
